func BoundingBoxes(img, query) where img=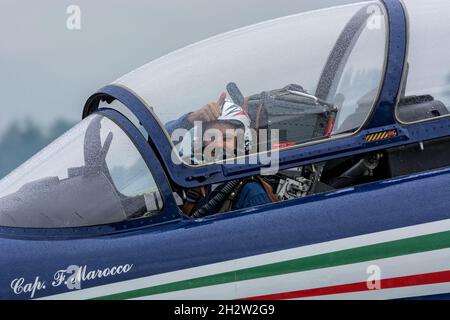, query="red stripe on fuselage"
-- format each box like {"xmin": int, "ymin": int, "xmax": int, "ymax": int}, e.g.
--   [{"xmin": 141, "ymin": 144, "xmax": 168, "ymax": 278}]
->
[{"xmin": 242, "ymin": 270, "xmax": 450, "ymax": 300}]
